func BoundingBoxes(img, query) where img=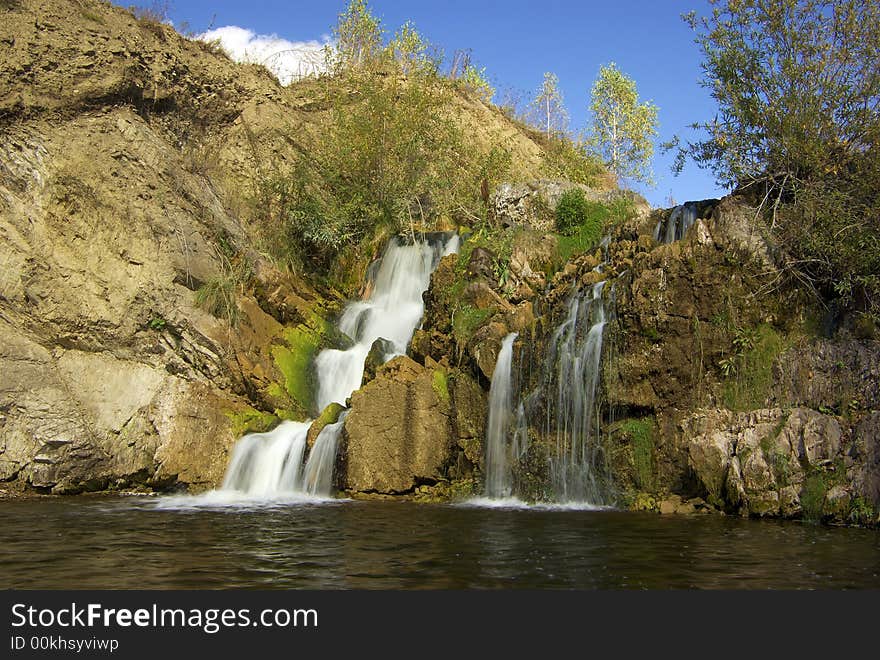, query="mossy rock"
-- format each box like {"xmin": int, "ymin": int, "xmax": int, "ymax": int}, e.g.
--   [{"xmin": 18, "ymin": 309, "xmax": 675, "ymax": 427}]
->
[
  {"xmin": 225, "ymin": 407, "xmax": 280, "ymax": 437},
  {"xmin": 306, "ymin": 402, "xmax": 345, "ymax": 448}
]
